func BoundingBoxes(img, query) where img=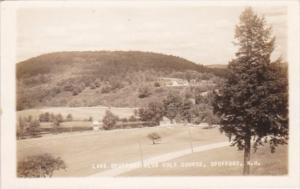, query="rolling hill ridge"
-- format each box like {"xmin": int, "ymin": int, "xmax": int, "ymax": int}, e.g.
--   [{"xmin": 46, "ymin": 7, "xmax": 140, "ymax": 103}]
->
[{"xmin": 17, "ymin": 51, "xmax": 227, "ymax": 110}]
